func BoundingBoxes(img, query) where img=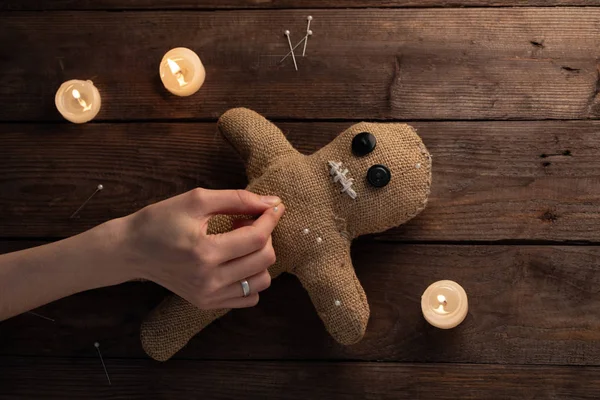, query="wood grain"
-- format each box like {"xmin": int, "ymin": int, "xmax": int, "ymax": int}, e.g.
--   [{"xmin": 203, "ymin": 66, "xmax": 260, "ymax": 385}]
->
[
  {"xmin": 3, "ymin": 242, "xmax": 600, "ymax": 365},
  {"xmin": 2, "ymin": 9, "xmax": 600, "ymax": 121},
  {"xmin": 2, "ymin": 357, "xmax": 600, "ymax": 400},
  {"xmin": 2, "ymin": 0, "xmax": 599, "ymax": 10},
  {"xmin": 2, "ymin": 121, "xmax": 600, "ymax": 241}
]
